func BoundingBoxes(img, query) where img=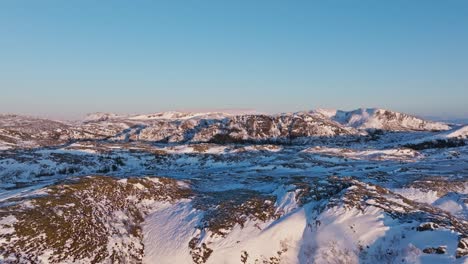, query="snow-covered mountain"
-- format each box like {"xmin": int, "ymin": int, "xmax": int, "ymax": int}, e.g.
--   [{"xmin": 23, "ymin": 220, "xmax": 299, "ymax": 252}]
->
[
  {"xmin": 313, "ymin": 108, "xmax": 450, "ymax": 131},
  {"xmin": 0, "ymin": 114, "xmax": 72, "ymax": 149},
  {"xmin": 0, "ymin": 108, "xmax": 452, "ymax": 149}
]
